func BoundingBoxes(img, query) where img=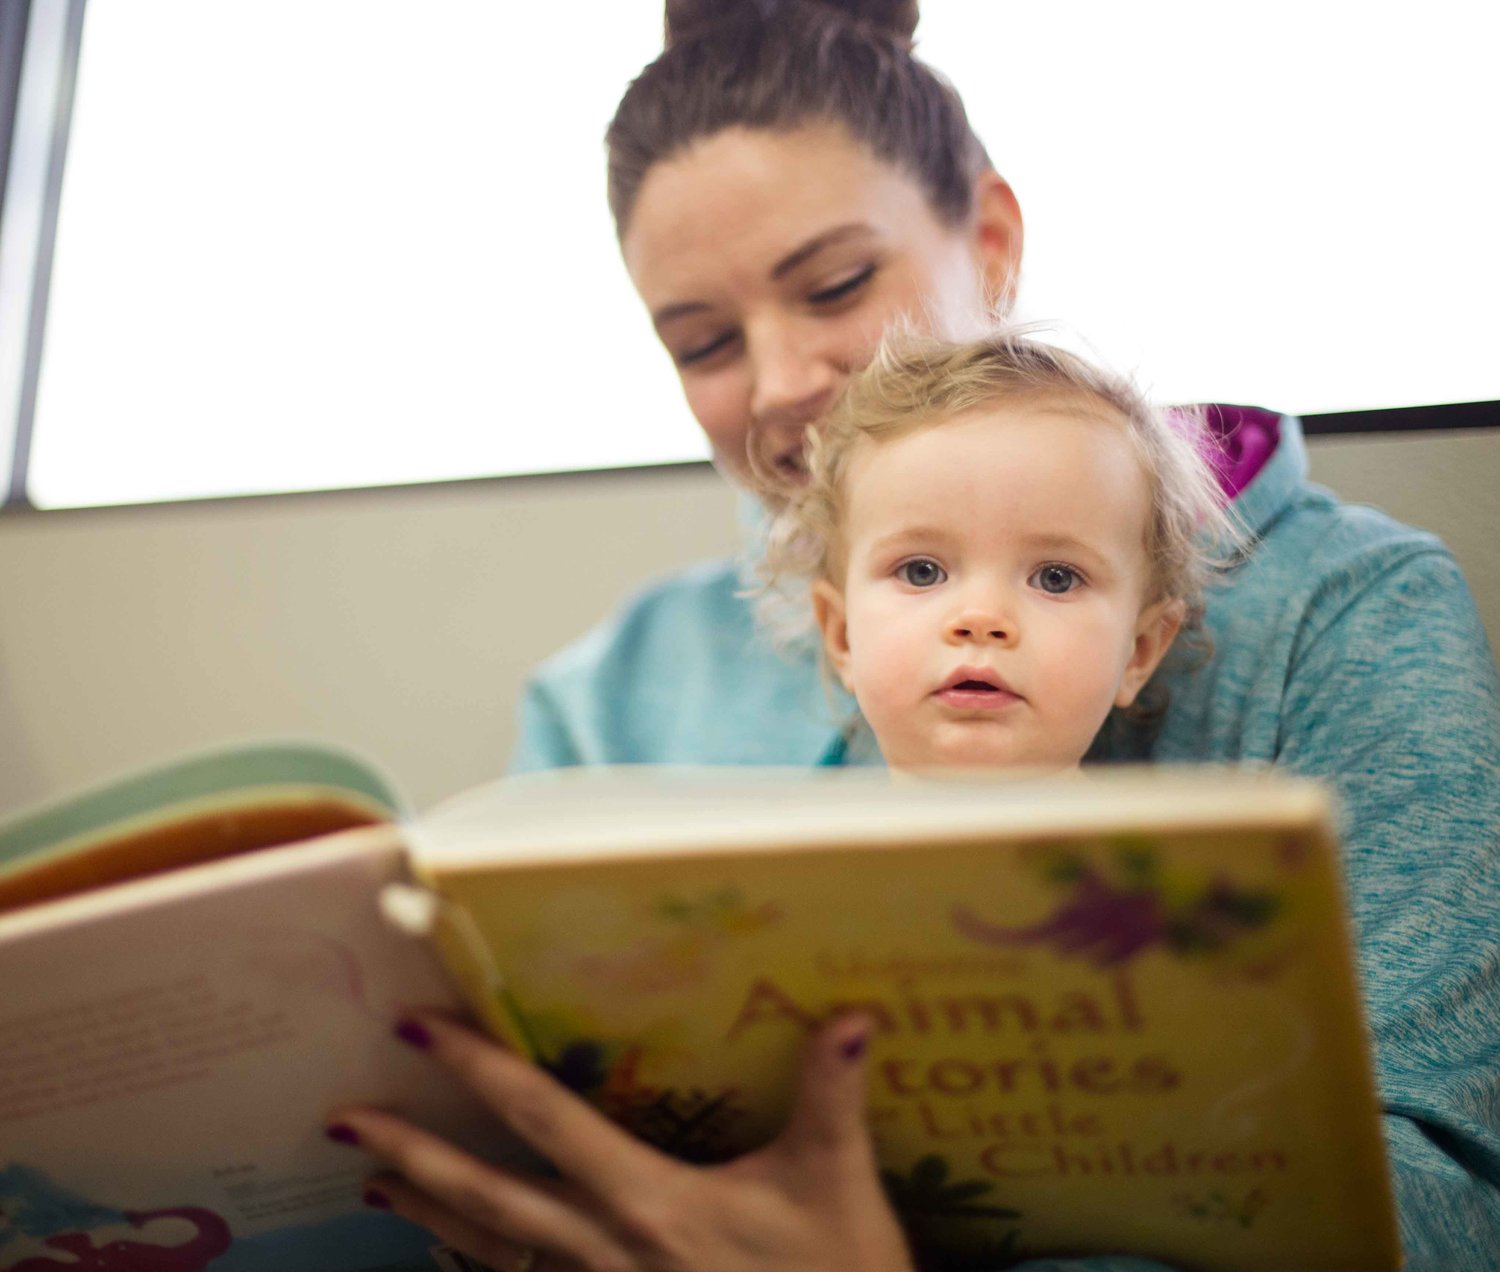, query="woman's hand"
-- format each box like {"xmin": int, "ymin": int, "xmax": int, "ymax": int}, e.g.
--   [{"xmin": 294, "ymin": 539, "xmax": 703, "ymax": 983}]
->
[{"xmin": 326, "ymin": 1010, "xmax": 915, "ymax": 1272}]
